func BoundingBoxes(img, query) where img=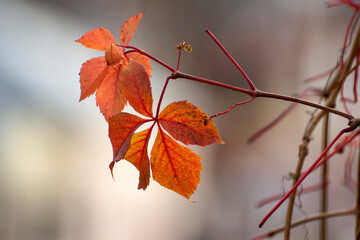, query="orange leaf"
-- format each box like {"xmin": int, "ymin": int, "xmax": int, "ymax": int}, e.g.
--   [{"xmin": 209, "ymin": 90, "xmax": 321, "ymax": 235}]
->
[
  {"xmin": 150, "ymin": 128, "xmax": 202, "ymax": 199},
  {"xmin": 76, "ymin": 28, "xmax": 116, "ymax": 51},
  {"xmin": 77, "ymin": 14, "xmax": 152, "ymax": 121},
  {"xmin": 78, "ymin": 57, "xmax": 108, "ymax": 101},
  {"xmin": 127, "ymin": 52, "xmax": 152, "ymax": 78},
  {"xmin": 124, "ymin": 127, "xmax": 153, "ymax": 190},
  {"xmin": 121, "ymin": 59, "xmax": 153, "ymax": 117},
  {"xmin": 120, "ymin": 12, "xmax": 144, "ymax": 46},
  {"xmin": 108, "ymin": 113, "xmax": 148, "ymax": 175},
  {"xmin": 96, "ymin": 64, "xmax": 127, "ymax": 121},
  {"xmin": 159, "ymin": 101, "xmax": 224, "ymax": 146}
]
